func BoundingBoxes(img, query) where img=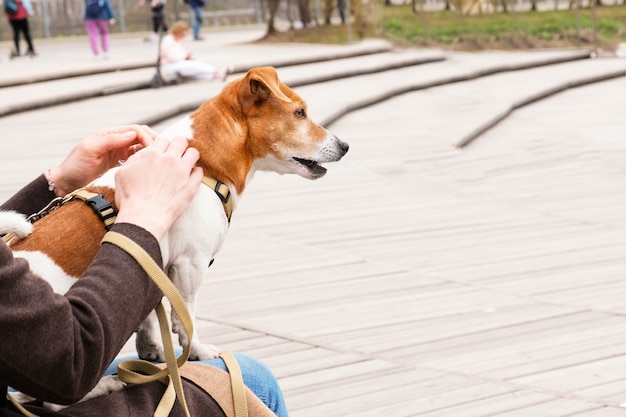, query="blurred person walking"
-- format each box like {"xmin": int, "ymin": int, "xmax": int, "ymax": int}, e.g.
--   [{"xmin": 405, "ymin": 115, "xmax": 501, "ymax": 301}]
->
[
  {"xmin": 84, "ymin": 0, "xmax": 115, "ymax": 59},
  {"xmin": 337, "ymin": 0, "xmax": 346, "ymax": 24},
  {"xmin": 3, "ymin": 0, "xmax": 37, "ymax": 58},
  {"xmin": 139, "ymin": 0, "xmax": 167, "ymax": 42},
  {"xmin": 186, "ymin": 0, "xmax": 204, "ymax": 41}
]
